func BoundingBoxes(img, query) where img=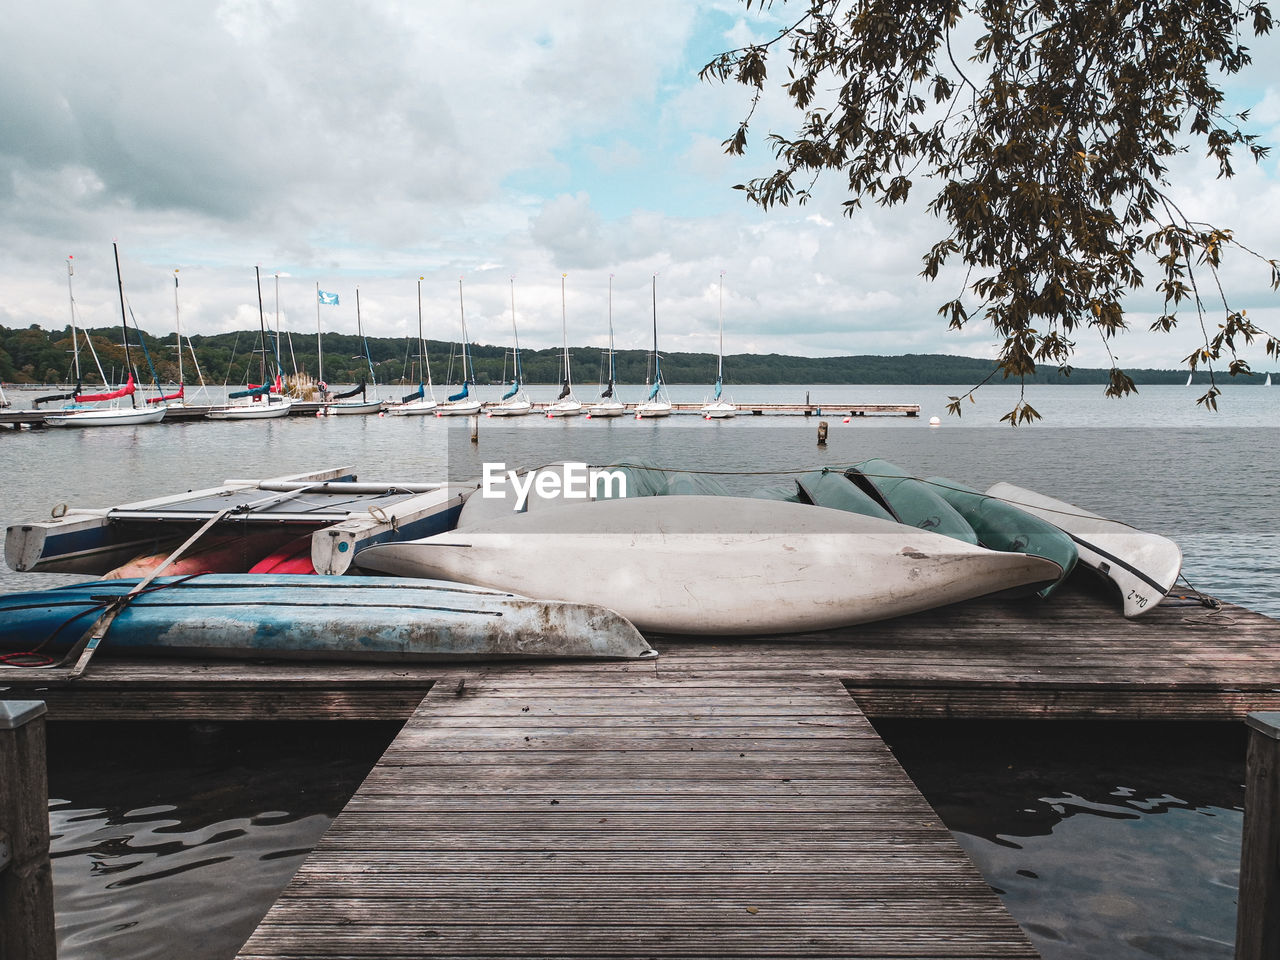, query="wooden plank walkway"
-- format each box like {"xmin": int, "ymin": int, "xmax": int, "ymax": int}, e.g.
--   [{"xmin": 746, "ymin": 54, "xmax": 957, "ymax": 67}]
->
[
  {"xmin": 236, "ymin": 673, "xmax": 1036, "ymax": 960},
  {"xmin": 6, "ymin": 576, "xmax": 1279, "ymax": 722}
]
